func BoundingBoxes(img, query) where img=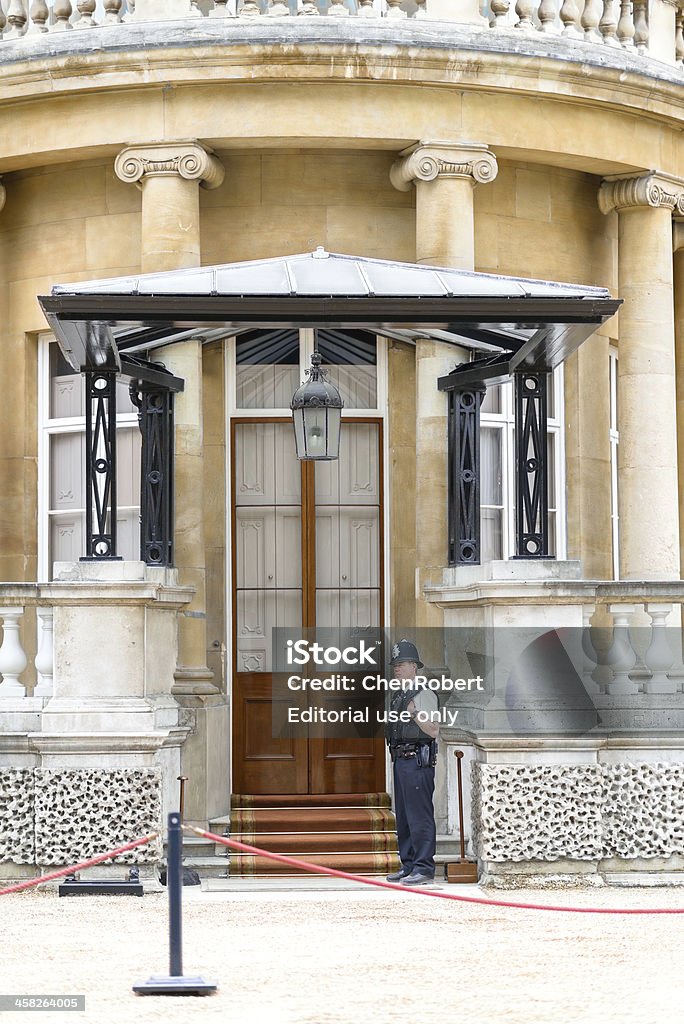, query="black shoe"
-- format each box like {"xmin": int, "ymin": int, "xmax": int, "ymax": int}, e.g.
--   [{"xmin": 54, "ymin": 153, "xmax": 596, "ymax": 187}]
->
[
  {"xmin": 401, "ymin": 872, "xmax": 434, "ymax": 886},
  {"xmin": 386, "ymin": 868, "xmax": 410, "ymax": 882}
]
